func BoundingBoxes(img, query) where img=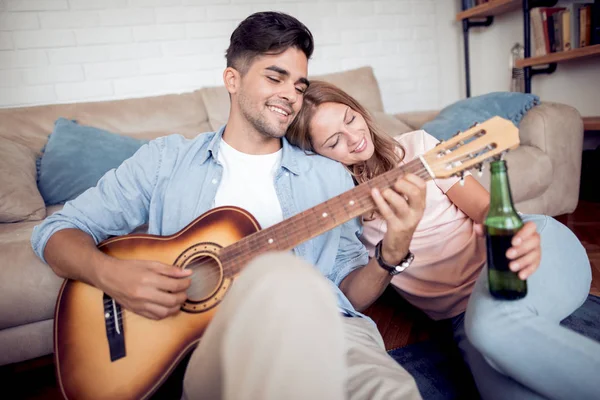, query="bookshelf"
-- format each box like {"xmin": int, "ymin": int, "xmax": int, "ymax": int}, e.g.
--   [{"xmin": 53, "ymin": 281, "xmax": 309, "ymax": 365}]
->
[
  {"xmin": 457, "ymin": 0, "xmax": 600, "ymax": 91},
  {"xmin": 515, "ymin": 43, "xmax": 600, "ymax": 67},
  {"xmin": 457, "ymin": 0, "xmax": 599, "ymax": 130},
  {"xmin": 456, "ymin": 0, "xmax": 522, "ymax": 20}
]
